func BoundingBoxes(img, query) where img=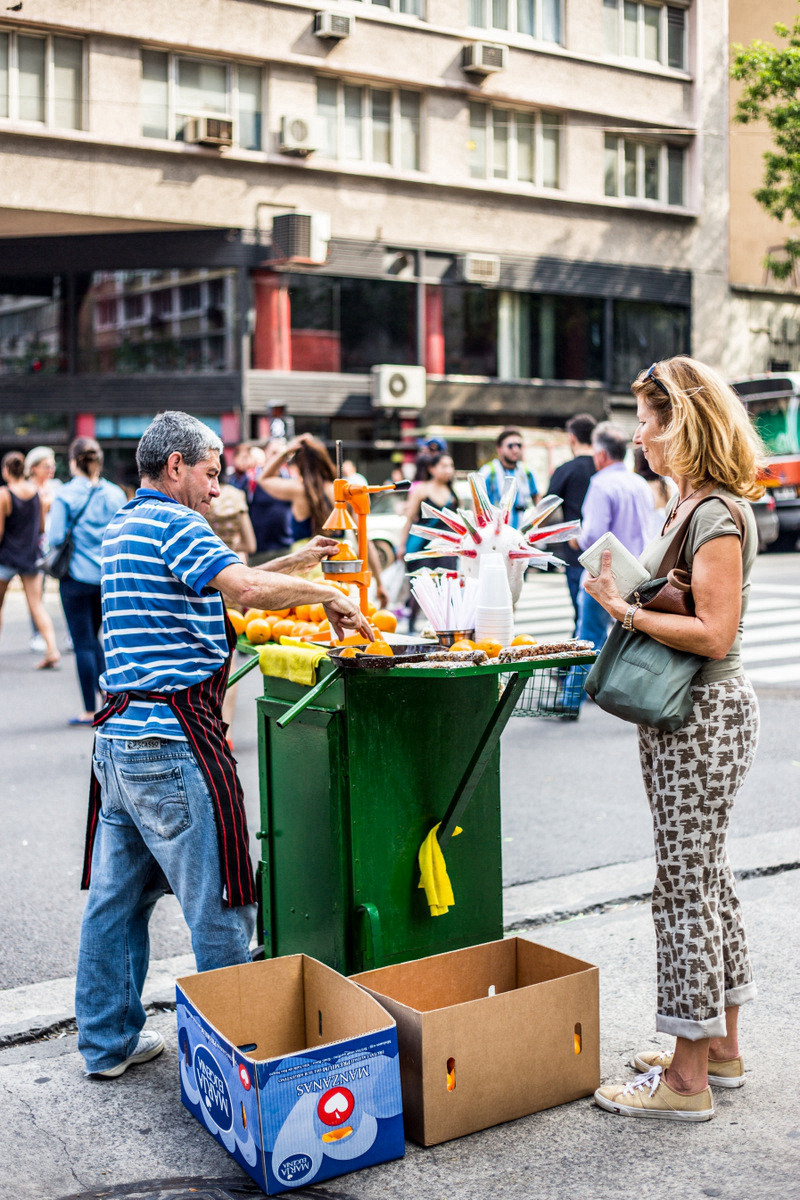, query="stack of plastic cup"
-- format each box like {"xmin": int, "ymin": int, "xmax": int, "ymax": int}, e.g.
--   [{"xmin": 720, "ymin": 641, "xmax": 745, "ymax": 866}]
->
[{"xmin": 474, "ymin": 553, "xmax": 514, "ymax": 647}]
